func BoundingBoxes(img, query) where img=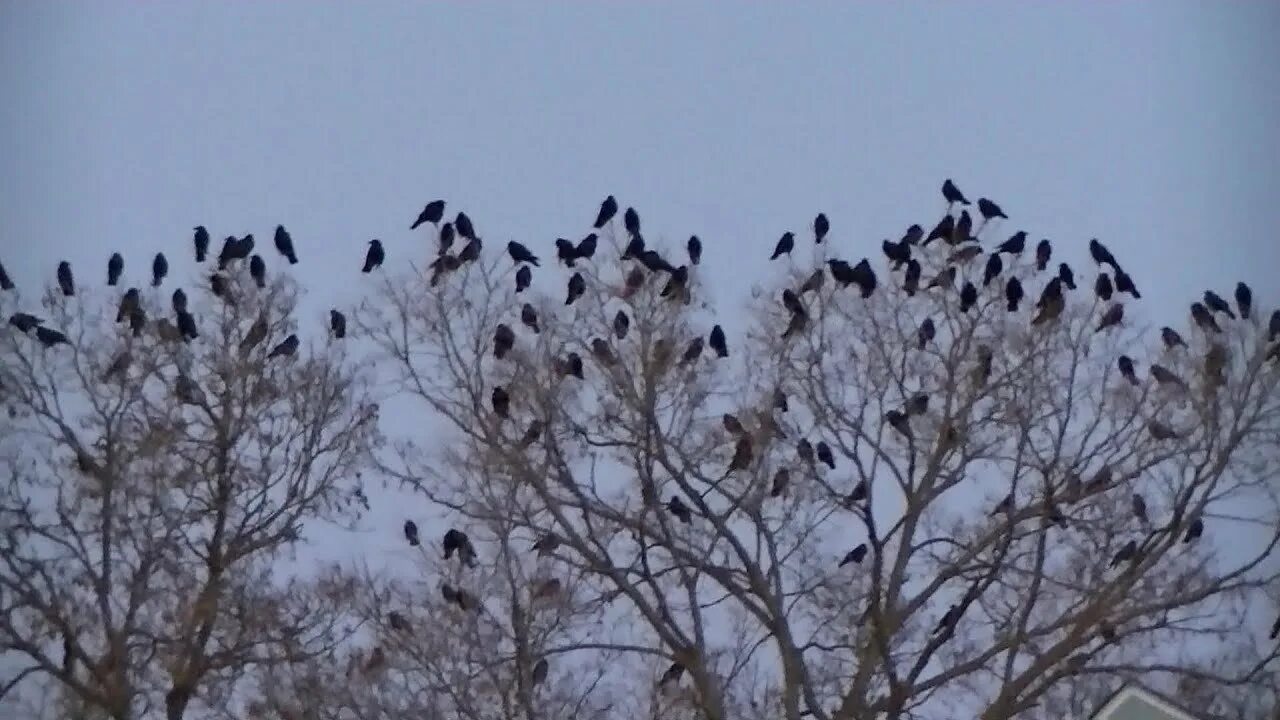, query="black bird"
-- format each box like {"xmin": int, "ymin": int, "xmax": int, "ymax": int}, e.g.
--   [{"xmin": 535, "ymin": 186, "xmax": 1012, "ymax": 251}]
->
[
  {"xmin": 455, "ymin": 212, "xmax": 476, "ymax": 241},
  {"xmin": 174, "ymin": 310, "xmax": 198, "ymax": 341},
  {"xmin": 1161, "ymin": 327, "xmax": 1187, "ymax": 350},
  {"xmin": 508, "ymin": 241, "xmax": 540, "ymax": 266},
  {"xmin": 796, "ymin": 438, "xmax": 815, "ymax": 465},
  {"xmin": 828, "ymin": 259, "xmax": 856, "ymax": 286},
  {"xmin": 193, "ymin": 226, "xmax": 210, "ymax": 262},
  {"xmin": 687, "ymin": 235, "xmax": 702, "ymax": 265},
  {"xmin": 1058, "ymin": 263, "xmax": 1076, "ymax": 290},
  {"xmin": 947, "ymin": 245, "xmax": 983, "ymax": 265},
  {"xmin": 532, "ymin": 533, "xmax": 560, "ymax": 557},
  {"xmin": 782, "ymin": 289, "xmax": 805, "ymax": 316},
  {"xmin": 982, "ymin": 253, "xmax": 1003, "ymax": 287},
  {"xmin": 773, "ymin": 388, "xmax": 788, "ymax": 412},
  {"xmin": 575, "ymin": 233, "xmax": 597, "ymax": 261},
  {"xmin": 1183, "ymin": 517, "xmax": 1203, "ymax": 543},
  {"xmin": 927, "ymin": 267, "xmax": 956, "ymax": 291},
  {"xmin": 565, "ymin": 272, "xmax": 585, "ymax": 305},
  {"xmin": 436, "ymin": 222, "xmax": 456, "ymax": 255},
  {"xmin": 933, "ymin": 604, "xmax": 962, "ymax": 636},
  {"xmin": 814, "ymin": 213, "xmax": 830, "ymax": 243},
  {"xmin": 520, "ymin": 303, "xmax": 539, "ymax": 333},
  {"xmin": 35, "ymin": 326, "xmax": 70, "ymax": 348},
  {"xmin": 594, "ymin": 195, "xmax": 618, "ymax": 229},
  {"xmin": 1036, "ymin": 277, "xmax": 1063, "ymax": 309},
  {"xmin": 107, "ymin": 253, "xmax": 123, "ymax": 286},
  {"xmin": 1272, "ymin": 615, "xmax": 1280, "ymax": 641},
  {"xmin": 1114, "ymin": 269, "xmax": 1140, "ymax": 299},
  {"xmin": 903, "ymin": 259, "xmax": 921, "ymax": 296},
  {"xmin": 1089, "ymin": 239, "xmax": 1118, "ymax": 270},
  {"xmin": 1269, "ymin": 310, "xmax": 1280, "ymax": 342},
  {"xmin": 442, "ymin": 529, "xmax": 476, "ymax": 566},
  {"xmin": 1150, "ymin": 364, "xmax": 1187, "ymax": 390},
  {"xmin": 411, "ymin": 200, "xmax": 446, "ymax": 230},
  {"xmin": 1035, "ymin": 239, "xmax": 1052, "ymax": 271},
  {"xmin": 555, "ymin": 238, "xmax": 577, "ymax": 267},
  {"xmin": 923, "ymin": 215, "xmax": 954, "ymax": 246},
  {"xmin": 680, "ymin": 337, "xmax": 704, "ymax": 365},
  {"xmin": 942, "ymin": 178, "xmax": 970, "ymax": 206},
  {"xmin": 1110, "ymin": 540, "xmax": 1137, "ymax": 567},
  {"xmin": 458, "ymin": 236, "xmax": 482, "ymax": 263},
  {"xmin": 217, "ymin": 236, "xmax": 240, "ymax": 269},
  {"xmin": 882, "ymin": 238, "xmax": 911, "ymax": 269},
  {"xmin": 639, "ymin": 249, "xmax": 674, "ymax": 274},
  {"xmin": 709, "ymin": 325, "xmax": 728, "ymax": 358},
  {"xmin": 623, "ymin": 207, "xmax": 641, "ymax": 236},
  {"xmin": 172, "ymin": 288, "xmax": 187, "ymax": 315},
  {"xmin": 1190, "ymin": 302, "xmax": 1222, "ymax": 333},
  {"xmin": 1116, "ymin": 355, "xmax": 1139, "ymax": 385},
  {"xmin": 151, "ymin": 253, "xmax": 168, "ymax": 287},
  {"xmin": 613, "ymin": 310, "xmax": 630, "ymax": 340},
  {"xmin": 116, "ymin": 288, "xmax": 140, "ymax": 322},
  {"xmin": 1096, "ymin": 304, "xmax": 1124, "ymax": 332},
  {"xmin": 771, "ymin": 232, "xmax": 795, "ymax": 260},
  {"xmin": 1234, "ymin": 282, "xmax": 1252, "ymax": 320},
  {"xmin": 0, "ymin": 261, "xmax": 12, "ymax": 290},
  {"xmin": 977, "ymin": 197, "xmax": 1007, "ymax": 222},
  {"xmin": 769, "ymin": 468, "xmax": 790, "ymax": 497},
  {"xmin": 839, "ymin": 544, "xmax": 868, "ymax": 567},
  {"xmin": 274, "ymin": 225, "xmax": 298, "ymax": 264},
  {"xmin": 1095, "ymin": 273, "xmax": 1114, "ymax": 301},
  {"xmin": 666, "ymin": 495, "xmax": 692, "ymax": 523},
  {"xmin": 57, "ymin": 261, "xmax": 75, "ymax": 296},
  {"xmin": 885, "ymin": 409, "xmax": 912, "ymax": 439},
  {"xmin": 661, "ymin": 265, "xmax": 689, "ymax": 300},
  {"xmin": 800, "ymin": 268, "xmax": 825, "ymax": 295},
  {"xmin": 846, "ymin": 480, "xmax": 868, "ymax": 505},
  {"xmin": 728, "ymin": 435, "xmax": 753, "ymax": 471},
  {"xmin": 1131, "ymin": 493, "xmax": 1148, "ymax": 523},
  {"xmin": 563, "ymin": 352, "xmax": 584, "ymax": 379},
  {"xmin": 851, "ymin": 259, "xmax": 877, "ymax": 298},
  {"xmin": 404, "ymin": 520, "xmax": 420, "ymax": 546},
  {"xmin": 267, "ymin": 334, "xmax": 299, "ymax": 359},
  {"xmin": 1005, "ymin": 277, "xmax": 1024, "ymax": 311},
  {"xmin": 816, "ymin": 441, "xmax": 835, "ymax": 469},
  {"xmin": 515, "ymin": 265, "xmax": 532, "ymax": 293},
  {"xmin": 491, "ymin": 386, "xmax": 510, "ymax": 417},
  {"xmin": 918, "ymin": 317, "xmax": 935, "ymax": 349},
  {"xmin": 959, "ymin": 282, "xmax": 978, "ymax": 312},
  {"xmin": 996, "ymin": 231, "xmax": 1026, "ymax": 255},
  {"xmin": 952, "ymin": 210, "xmax": 973, "ymax": 244},
  {"xmin": 494, "ymin": 324, "xmax": 515, "ymax": 359},
  {"xmin": 362, "ymin": 240, "xmax": 385, "ymax": 272},
  {"xmin": 658, "ymin": 661, "xmax": 686, "ymax": 686},
  {"xmin": 900, "ymin": 223, "xmax": 923, "ymax": 246},
  {"xmin": 249, "ymin": 254, "xmax": 266, "ymax": 288},
  {"xmin": 330, "ymin": 309, "xmax": 346, "ymax": 339},
  {"xmin": 622, "ymin": 234, "xmax": 646, "ymax": 260},
  {"xmin": 9, "ymin": 312, "xmax": 42, "ymax": 333}
]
